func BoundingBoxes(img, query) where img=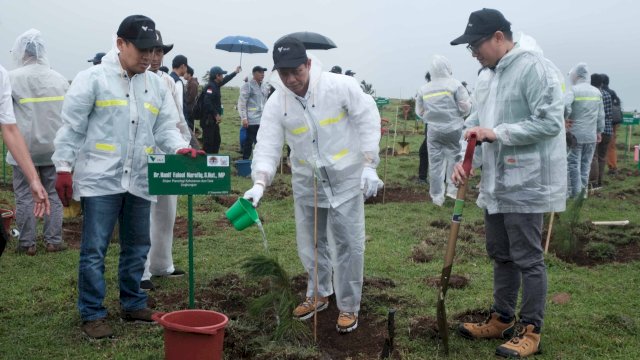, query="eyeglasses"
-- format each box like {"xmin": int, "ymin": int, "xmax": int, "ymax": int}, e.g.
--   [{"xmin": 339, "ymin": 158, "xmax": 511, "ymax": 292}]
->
[{"xmin": 466, "ymin": 34, "xmax": 494, "ymax": 55}]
